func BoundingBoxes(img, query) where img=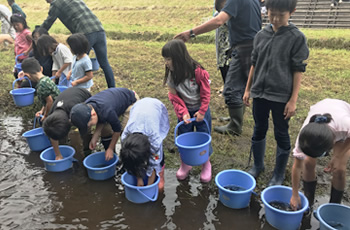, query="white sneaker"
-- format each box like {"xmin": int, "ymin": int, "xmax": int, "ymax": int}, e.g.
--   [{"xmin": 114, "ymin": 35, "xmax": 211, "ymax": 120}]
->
[
  {"xmin": 339, "ymin": 0, "xmax": 343, "ymax": 3},
  {"xmin": 331, "ymin": 3, "xmax": 335, "ymax": 7}
]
